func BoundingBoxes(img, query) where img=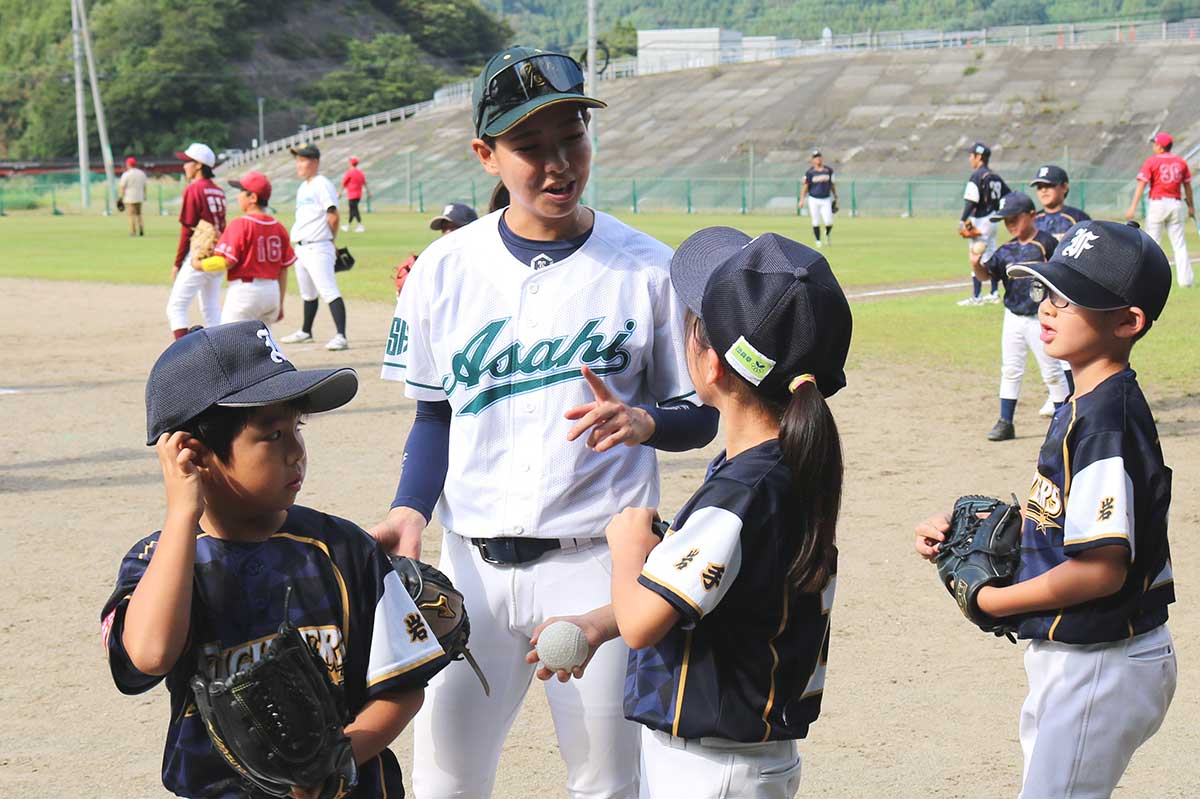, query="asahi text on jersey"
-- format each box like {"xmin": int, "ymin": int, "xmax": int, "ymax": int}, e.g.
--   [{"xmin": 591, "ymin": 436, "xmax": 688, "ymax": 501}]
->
[{"xmin": 444, "ymin": 316, "xmax": 637, "ymax": 414}]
